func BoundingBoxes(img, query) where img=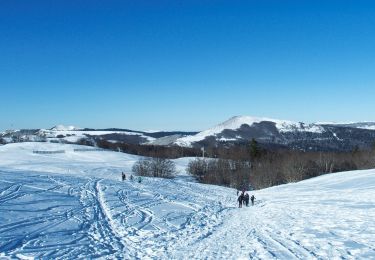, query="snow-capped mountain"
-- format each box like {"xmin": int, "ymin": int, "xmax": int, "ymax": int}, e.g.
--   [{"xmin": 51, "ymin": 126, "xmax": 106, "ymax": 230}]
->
[
  {"xmin": 174, "ymin": 116, "xmax": 375, "ymax": 151},
  {"xmin": 321, "ymin": 122, "xmax": 375, "ymax": 130},
  {"xmin": 0, "ymin": 126, "xmax": 197, "ymax": 146},
  {"xmin": 2, "ymin": 116, "xmax": 375, "ymax": 152},
  {"xmin": 38, "ymin": 127, "xmax": 157, "ymax": 144},
  {"xmin": 50, "ymin": 125, "xmax": 82, "ymax": 131},
  {"xmin": 175, "ymin": 116, "xmax": 324, "ymax": 146}
]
